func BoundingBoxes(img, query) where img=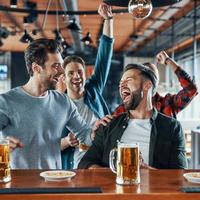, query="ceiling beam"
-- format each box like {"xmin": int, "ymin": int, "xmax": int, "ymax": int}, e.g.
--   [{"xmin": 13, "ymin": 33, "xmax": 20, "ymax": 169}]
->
[
  {"xmin": 128, "ymin": 0, "xmax": 192, "ymax": 54},
  {"xmin": 0, "ymin": 0, "xmax": 23, "ymax": 32},
  {"xmin": 0, "ymin": 5, "xmax": 128, "ymax": 15},
  {"xmin": 21, "ymin": 1, "xmax": 47, "ymax": 39},
  {"xmin": 121, "ymin": 9, "xmax": 165, "ymax": 53},
  {"xmin": 167, "ymin": 32, "xmax": 200, "ymax": 53}
]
